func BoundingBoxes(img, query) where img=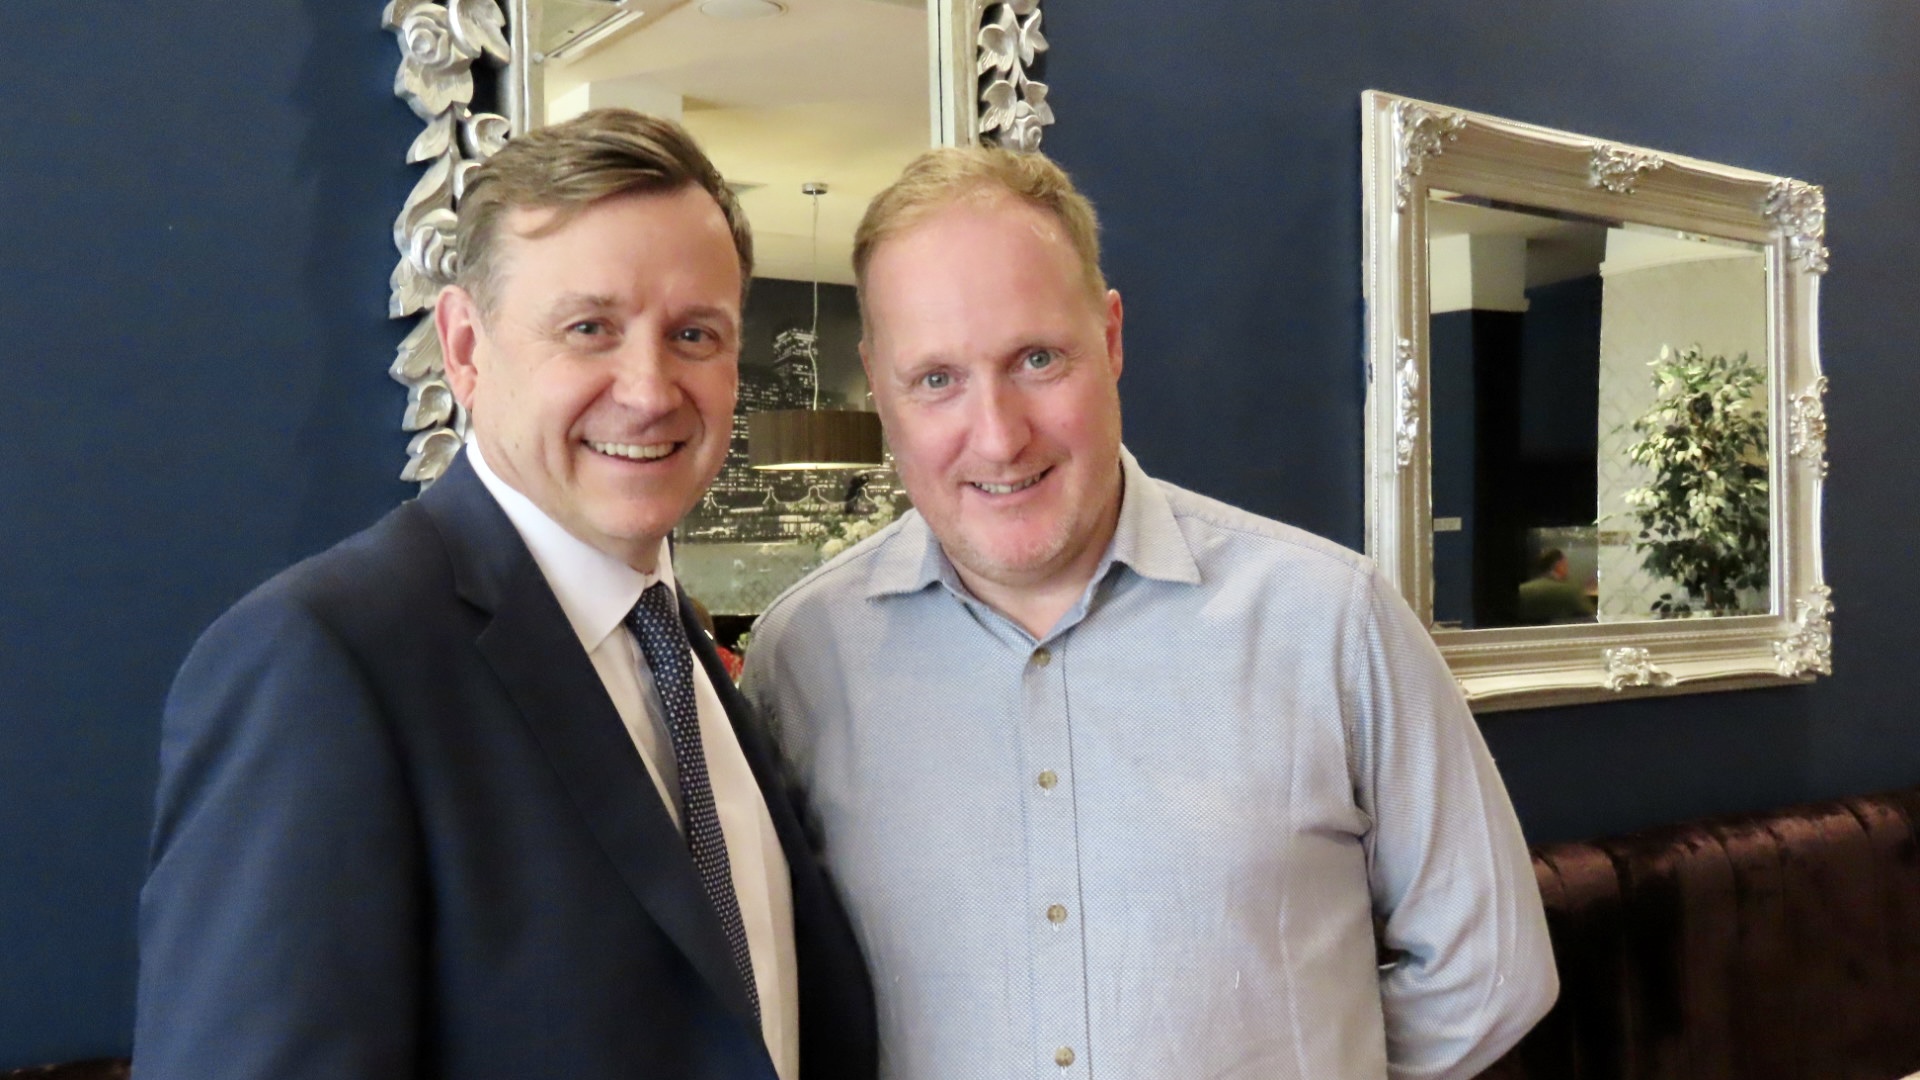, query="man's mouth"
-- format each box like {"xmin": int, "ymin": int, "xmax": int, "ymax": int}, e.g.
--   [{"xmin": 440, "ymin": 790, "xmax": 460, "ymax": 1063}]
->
[
  {"xmin": 969, "ymin": 469, "xmax": 1049, "ymax": 495},
  {"xmin": 587, "ymin": 440, "xmax": 679, "ymax": 462}
]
